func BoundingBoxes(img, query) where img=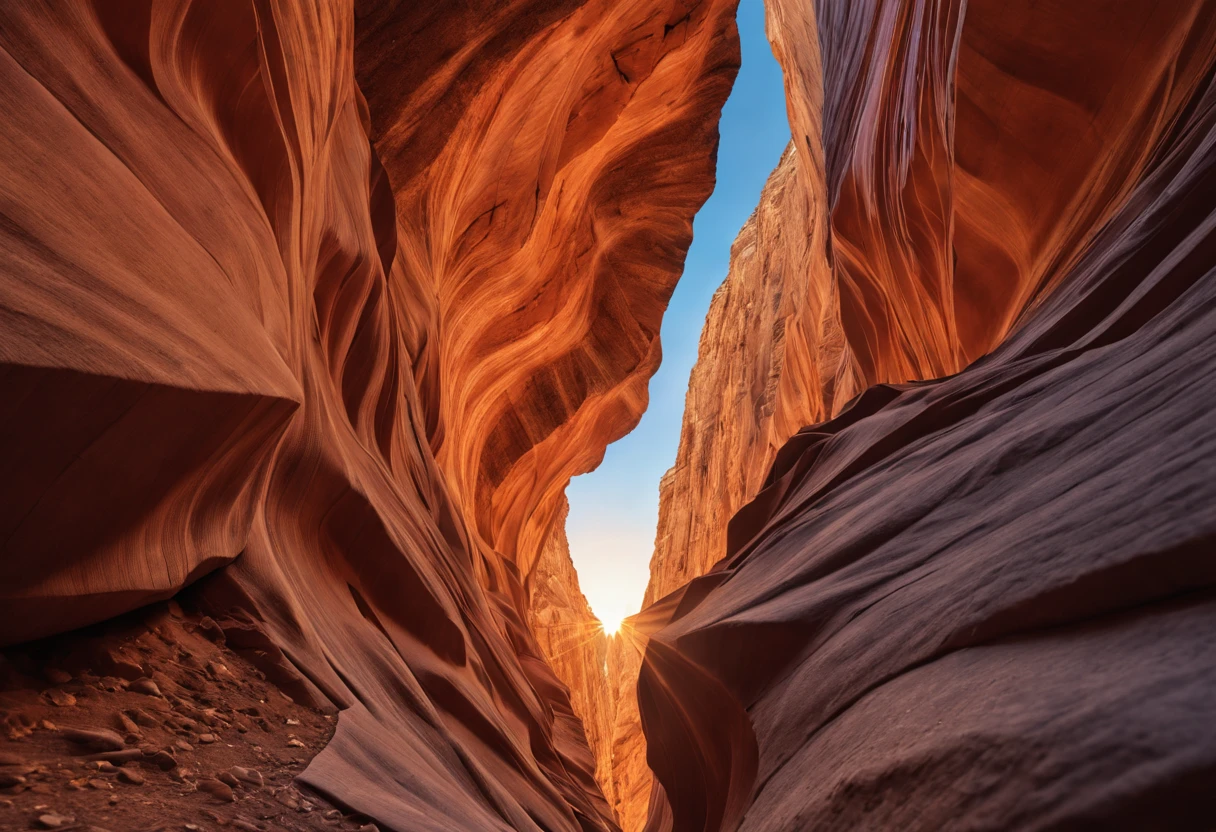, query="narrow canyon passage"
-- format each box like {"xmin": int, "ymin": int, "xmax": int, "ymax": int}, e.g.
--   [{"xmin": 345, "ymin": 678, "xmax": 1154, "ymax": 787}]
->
[{"xmin": 1, "ymin": 2, "xmax": 1216, "ymax": 832}]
